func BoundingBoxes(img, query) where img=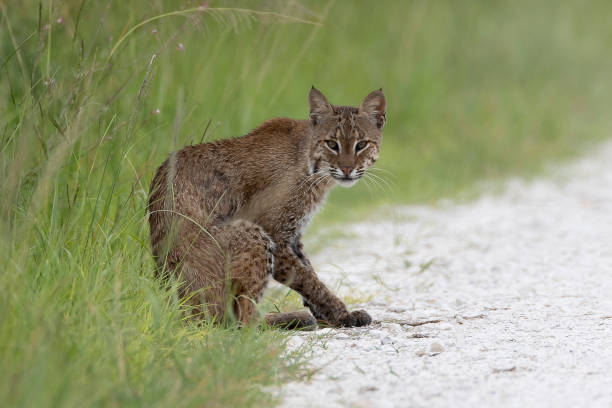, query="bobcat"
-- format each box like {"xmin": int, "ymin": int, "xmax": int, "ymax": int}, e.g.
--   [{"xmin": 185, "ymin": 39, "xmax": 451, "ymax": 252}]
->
[{"xmin": 147, "ymin": 87, "xmax": 386, "ymax": 328}]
